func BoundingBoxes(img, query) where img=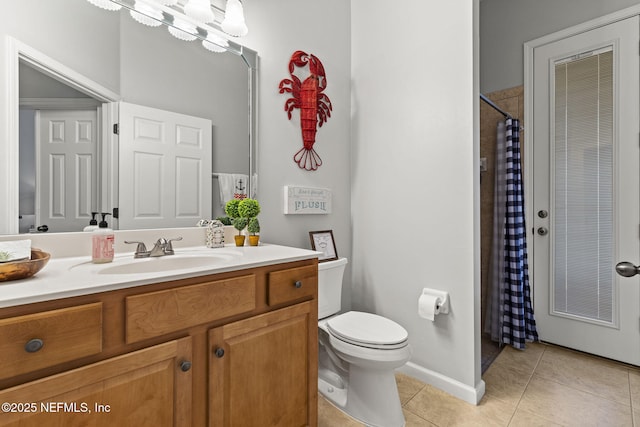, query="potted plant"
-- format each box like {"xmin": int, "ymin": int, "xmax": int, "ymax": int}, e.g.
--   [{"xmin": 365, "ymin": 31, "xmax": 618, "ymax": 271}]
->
[
  {"xmin": 238, "ymin": 198, "xmax": 260, "ymax": 221},
  {"xmin": 215, "ymin": 216, "xmax": 232, "ymax": 226},
  {"xmin": 238, "ymin": 198, "xmax": 261, "ymax": 246},
  {"xmin": 247, "ymin": 217, "xmax": 260, "ymax": 246},
  {"xmin": 231, "ymin": 218, "xmax": 248, "ymax": 245},
  {"xmin": 225, "ymin": 199, "xmax": 247, "ymax": 246}
]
